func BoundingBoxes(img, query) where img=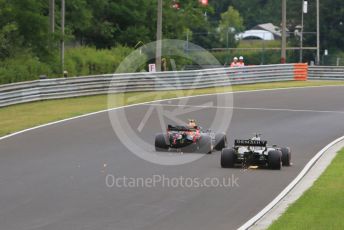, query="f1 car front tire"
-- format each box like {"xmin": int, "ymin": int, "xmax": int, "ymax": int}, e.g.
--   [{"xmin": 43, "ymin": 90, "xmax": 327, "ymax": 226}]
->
[
  {"xmin": 268, "ymin": 150, "xmax": 282, "ymax": 170},
  {"xmin": 155, "ymin": 133, "xmax": 169, "ymax": 152},
  {"xmin": 221, "ymin": 148, "xmax": 236, "ymax": 168},
  {"xmin": 281, "ymin": 147, "xmax": 291, "ymax": 166},
  {"xmin": 215, "ymin": 133, "xmax": 227, "ymax": 151}
]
